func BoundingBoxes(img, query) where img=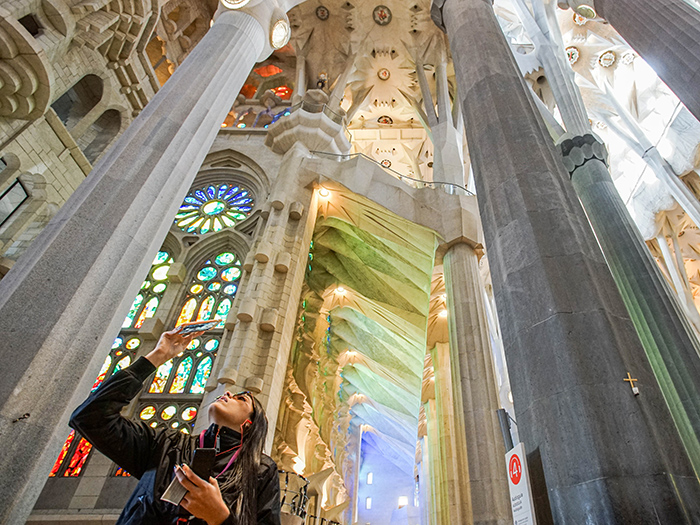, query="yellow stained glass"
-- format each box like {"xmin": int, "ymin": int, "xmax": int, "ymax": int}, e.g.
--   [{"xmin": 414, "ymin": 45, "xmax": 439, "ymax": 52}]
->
[
  {"xmin": 139, "ymin": 406, "xmax": 156, "ymax": 420},
  {"xmin": 91, "ymin": 355, "xmax": 112, "ymax": 391},
  {"xmin": 176, "ymin": 298, "xmax": 197, "ymax": 326},
  {"xmin": 196, "ymin": 296, "xmax": 215, "ymax": 321},
  {"xmin": 149, "ymin": 360, "xmax": 173, "ymax": 393},
  {"xmin": 169, "ymin": 357, "xmax": 193, "ymax": 393}
]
